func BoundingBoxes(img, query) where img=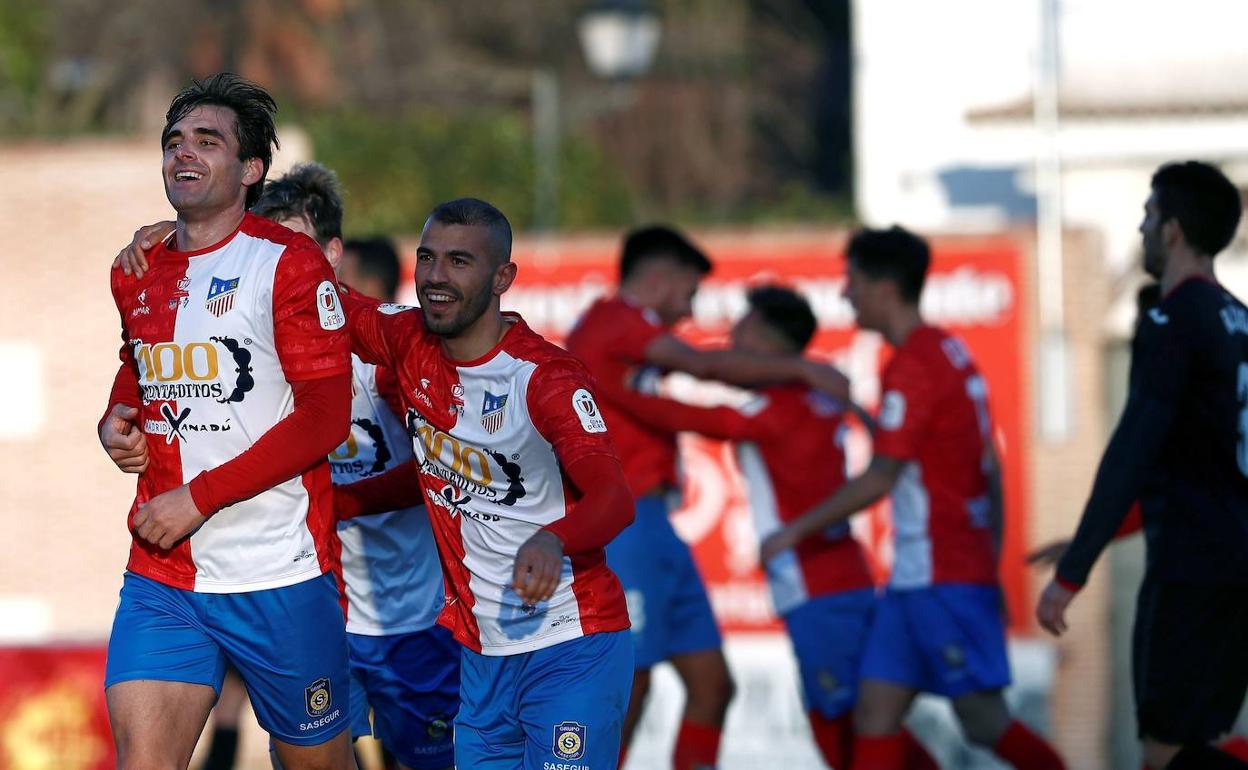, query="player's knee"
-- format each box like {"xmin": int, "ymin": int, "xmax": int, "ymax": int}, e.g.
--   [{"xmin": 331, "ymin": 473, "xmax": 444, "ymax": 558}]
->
[
  {"xmin": 952, "ymin": 693, "xmax": 1010, "ymax": 747},
  {"xmin": 631, "ymin": 669, "xmax": 652, "ymax": 703},
  {"xmin": 685, "ymin": 663, "xmax": 735, "ymax": 716}
]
